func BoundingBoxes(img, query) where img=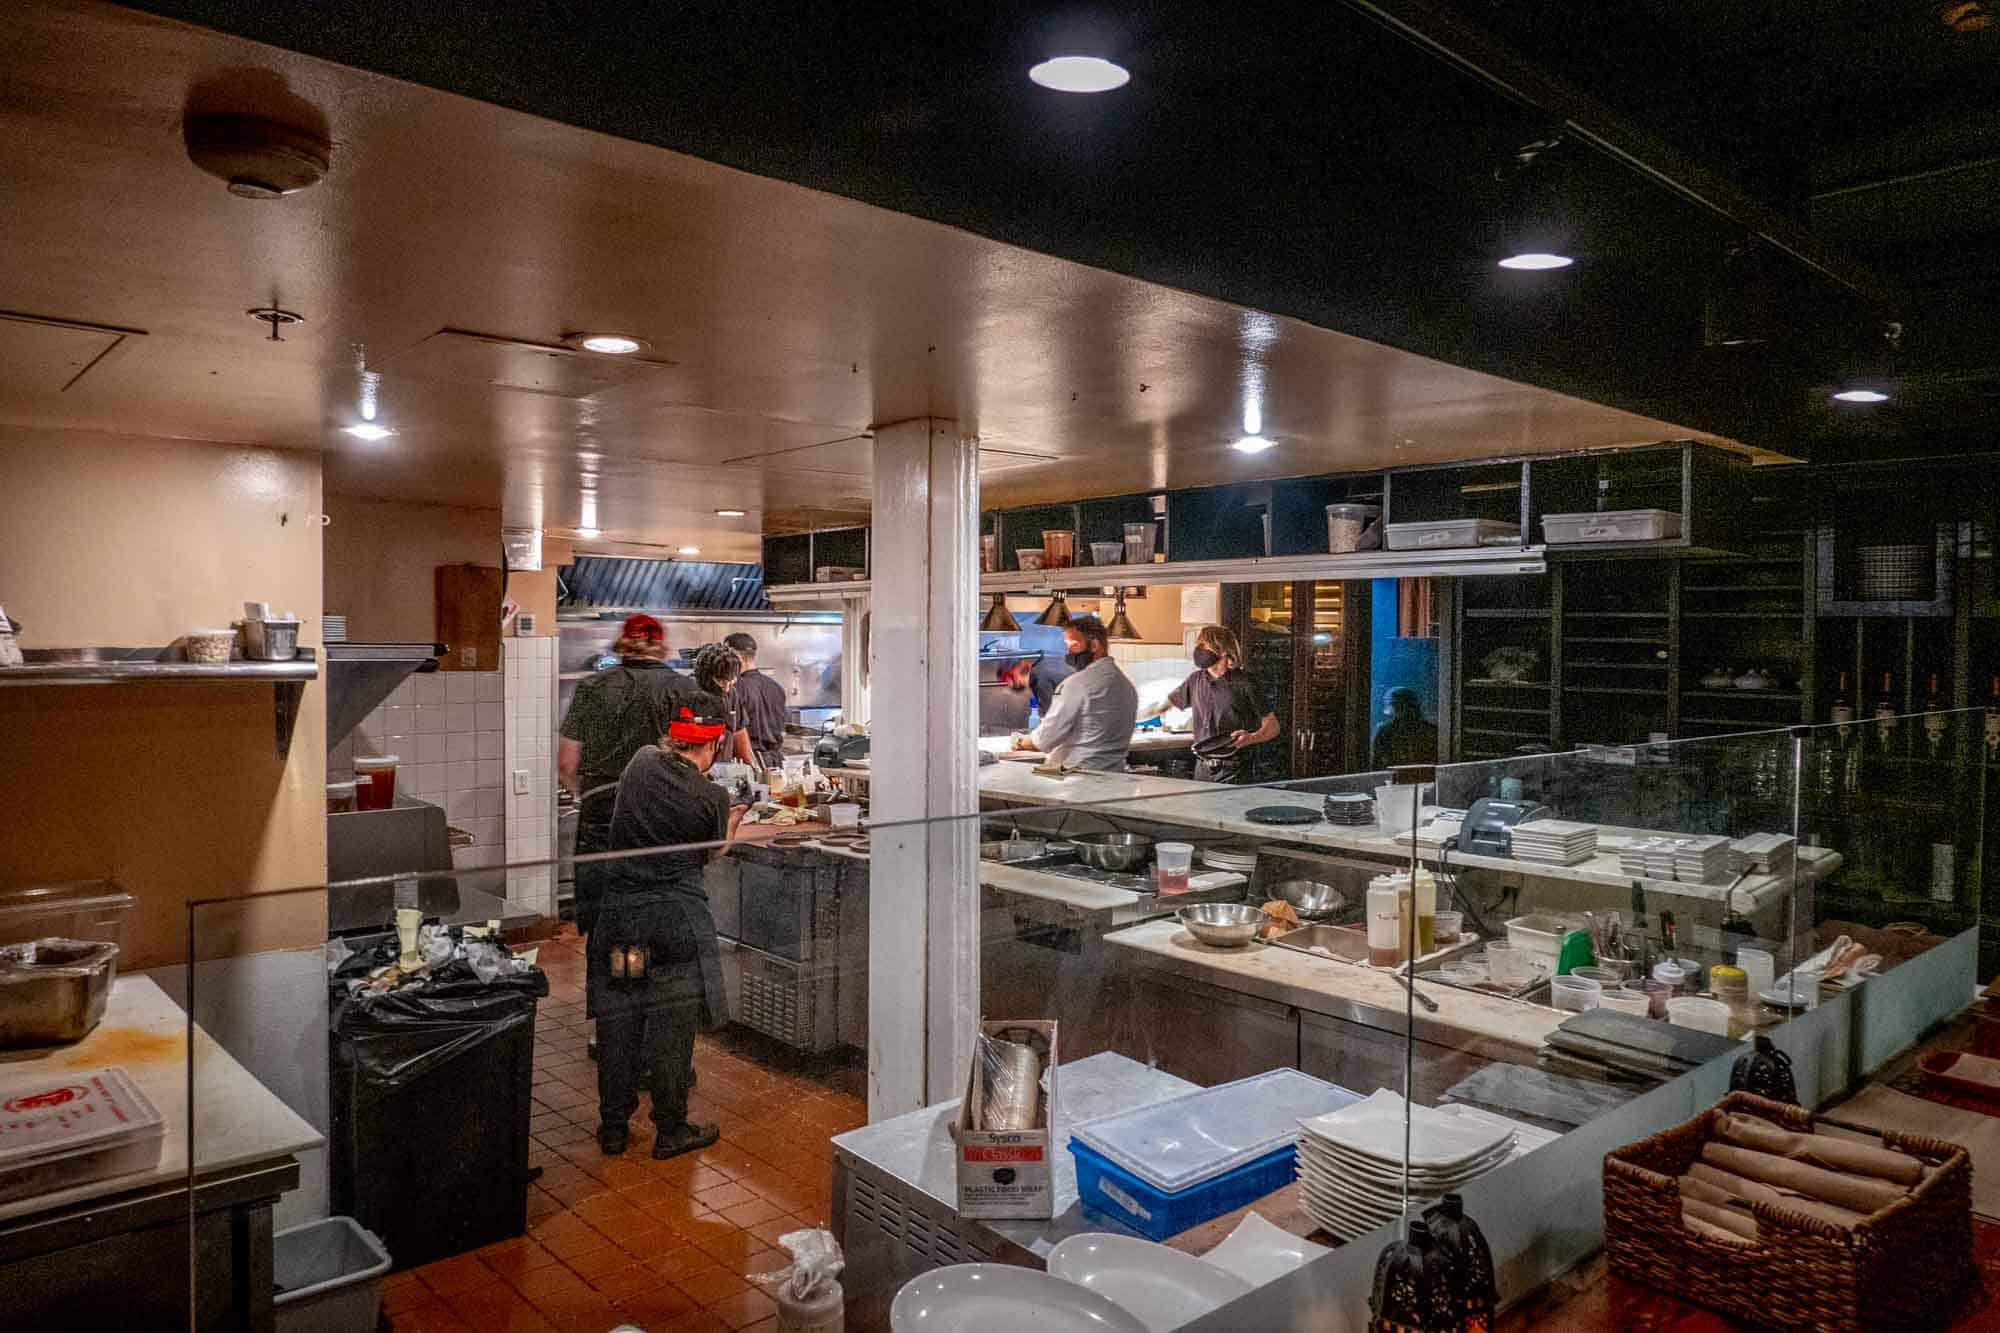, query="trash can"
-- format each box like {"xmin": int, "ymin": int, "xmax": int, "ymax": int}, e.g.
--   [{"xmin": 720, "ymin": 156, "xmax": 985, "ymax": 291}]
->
[
  {"xmin": 273, "ymin": 1216, "xmax": 391, "ymax": 1333},
  {"xmin": 328, "ymin": 960, "xmax": 548, "ymax": 1269}
]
